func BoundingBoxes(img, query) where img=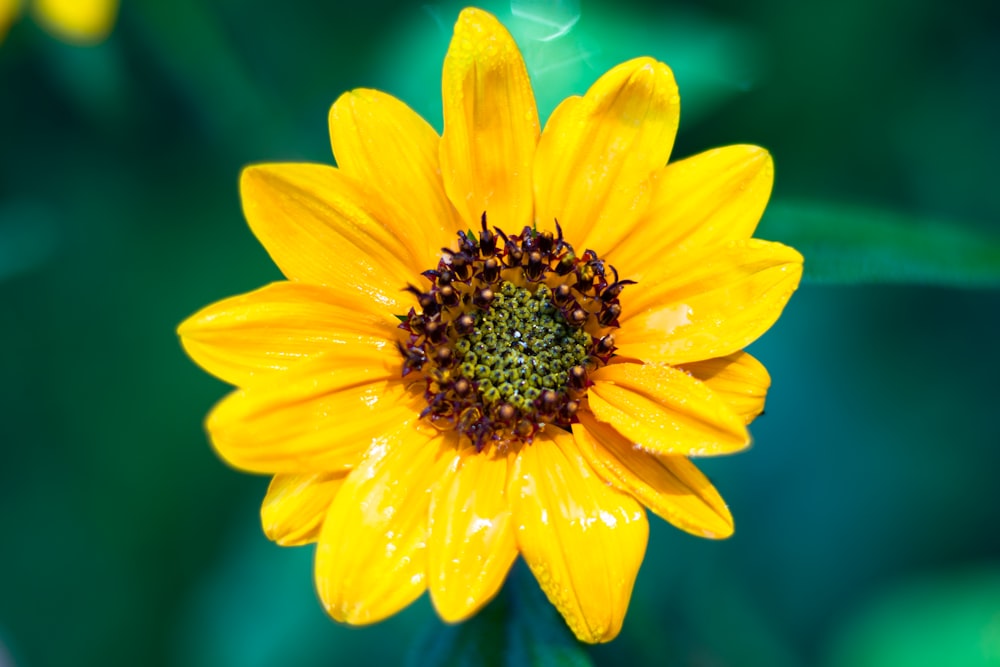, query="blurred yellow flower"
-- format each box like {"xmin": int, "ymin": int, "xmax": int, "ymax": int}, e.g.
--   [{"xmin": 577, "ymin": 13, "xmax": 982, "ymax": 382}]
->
[
  {"xmin": 179, "ymin": 7, "xmax": 802, "ymax": 643},
  {"xmin": 0, "ymin": 0, "xmax": 19, "ymax": 42},
  {"xmin": 1, "ymin": 0, "xmax": 117, "ymax": 45}
]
